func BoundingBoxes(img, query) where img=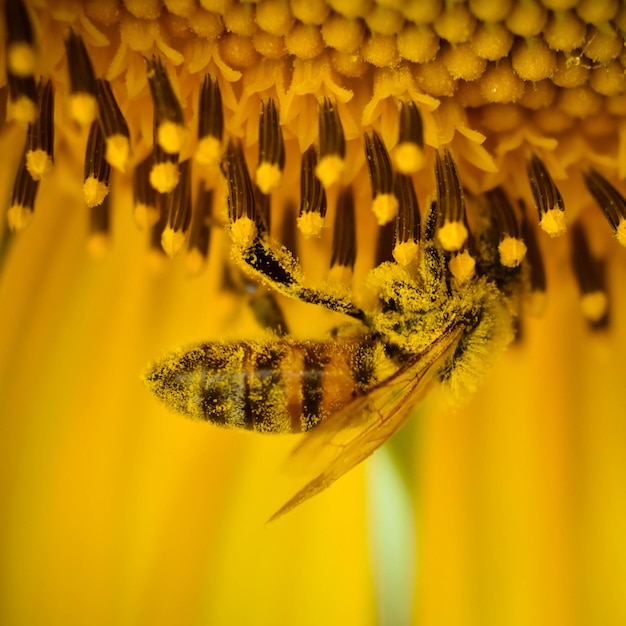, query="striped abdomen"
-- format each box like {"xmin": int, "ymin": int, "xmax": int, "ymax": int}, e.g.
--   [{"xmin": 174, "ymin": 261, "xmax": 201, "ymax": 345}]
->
[{"xmin": 143, "ymin": 339, "xmax": 381, "ymax": 432}]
